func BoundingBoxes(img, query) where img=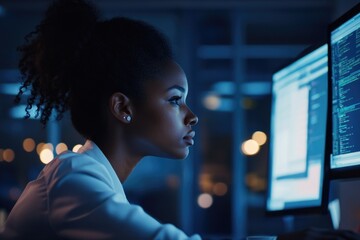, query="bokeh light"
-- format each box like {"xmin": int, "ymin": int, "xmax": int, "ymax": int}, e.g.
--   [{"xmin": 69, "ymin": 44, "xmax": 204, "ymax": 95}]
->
[
  {"xmin": 72, "ymin": 144, "xmax": 83, "ymax": 152},
  {"xmin": 203, "ymin": 94, "xmax": 220, "ymax": 110},
  {"xmin": 197, "ymin": 193, "xmax": 213, "ymax": 209},
  {"xmin": 23, "ymin": 138, "xmax": 35, "ymax": 152},
  {"xmin": 199, "ymin": 173, "xmax": 213, "ymax": 193},
  {"xmin": 246, "ymin": 173, "xmax": 267, "ymax": 191},
  {"xmin": 36, "ymin": 142, "xmax": 45, "ymax": 155},
  {"xmin": 252, "ymin": 131, "xmax": 267, "ymax": 146},
  {"xmin": 39, "ymin": 148, "xmax": 54, "ymax": 164},
  {"xmin": 43, "ymin": 143, "xmax": 54, "ymax": 151},
  {"xmin": 3, "ymin": 149, "xmax": 15, "ymax": 162},
  {"xmin": 213, "ymin": 182, "xmax": 228, "ymax": 196},
  {"xmin": 56, "ymin": 143, "xmax": 68, "ymax": 154},
  {"xmin": 241, "ymin": 139, "xmax": 260, "ymax": 155}
]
